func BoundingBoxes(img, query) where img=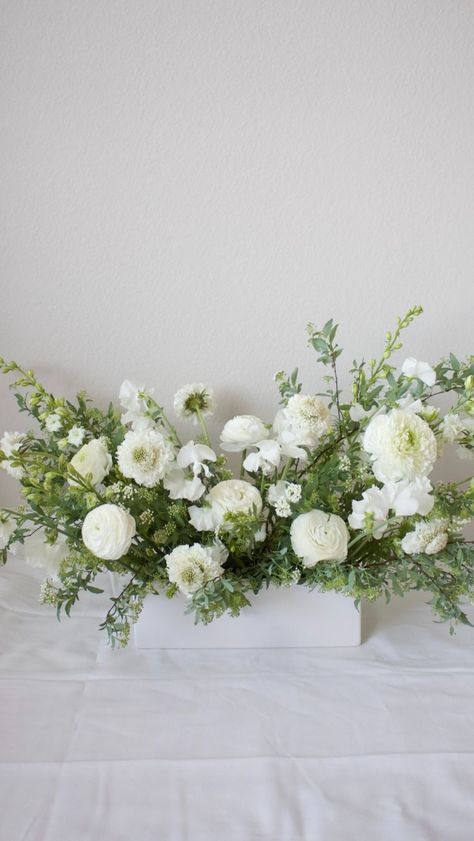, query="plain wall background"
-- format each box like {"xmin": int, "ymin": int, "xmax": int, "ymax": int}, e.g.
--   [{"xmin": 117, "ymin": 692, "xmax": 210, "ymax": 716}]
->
[{"xmin": 1, "ymin": 0, "xmax": 473, "ymax": 504}]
